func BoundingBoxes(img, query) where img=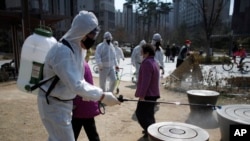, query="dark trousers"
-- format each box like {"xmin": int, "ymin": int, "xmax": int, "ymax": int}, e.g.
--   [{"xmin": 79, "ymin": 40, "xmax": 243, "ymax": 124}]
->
[
  {"xmin": 135, "ymin": 97, "xmax": 157, "ymax": 133},
  {"xmin": 176, "ymin": 59, "xmax": 183, "ymax": 68},
  {"xmin": 239, "ymin": 57, "xmax": 245, "ymax": 65},
  {"xmin": 72, "ymin": 118, "xmax": 100, "ymax": 141}
]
